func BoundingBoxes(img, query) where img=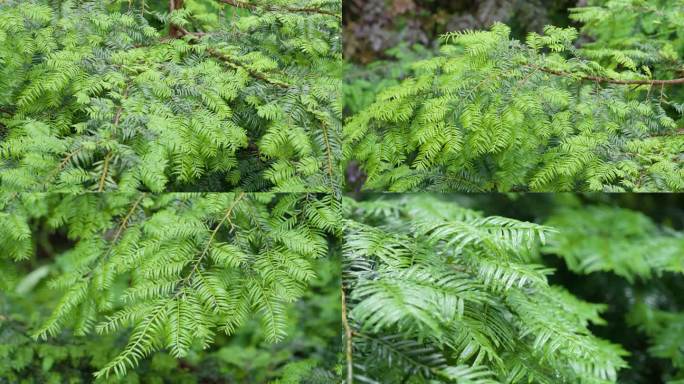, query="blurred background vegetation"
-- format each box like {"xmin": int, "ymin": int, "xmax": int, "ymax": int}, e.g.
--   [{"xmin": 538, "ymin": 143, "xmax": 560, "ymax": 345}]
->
[
  {"xmin": 454, "ymin": 193, "xmax": 684, "ymax": 384},
  {"xmin": 343, "ymin": 0, "xmax": 583, "ymax": 63}
]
